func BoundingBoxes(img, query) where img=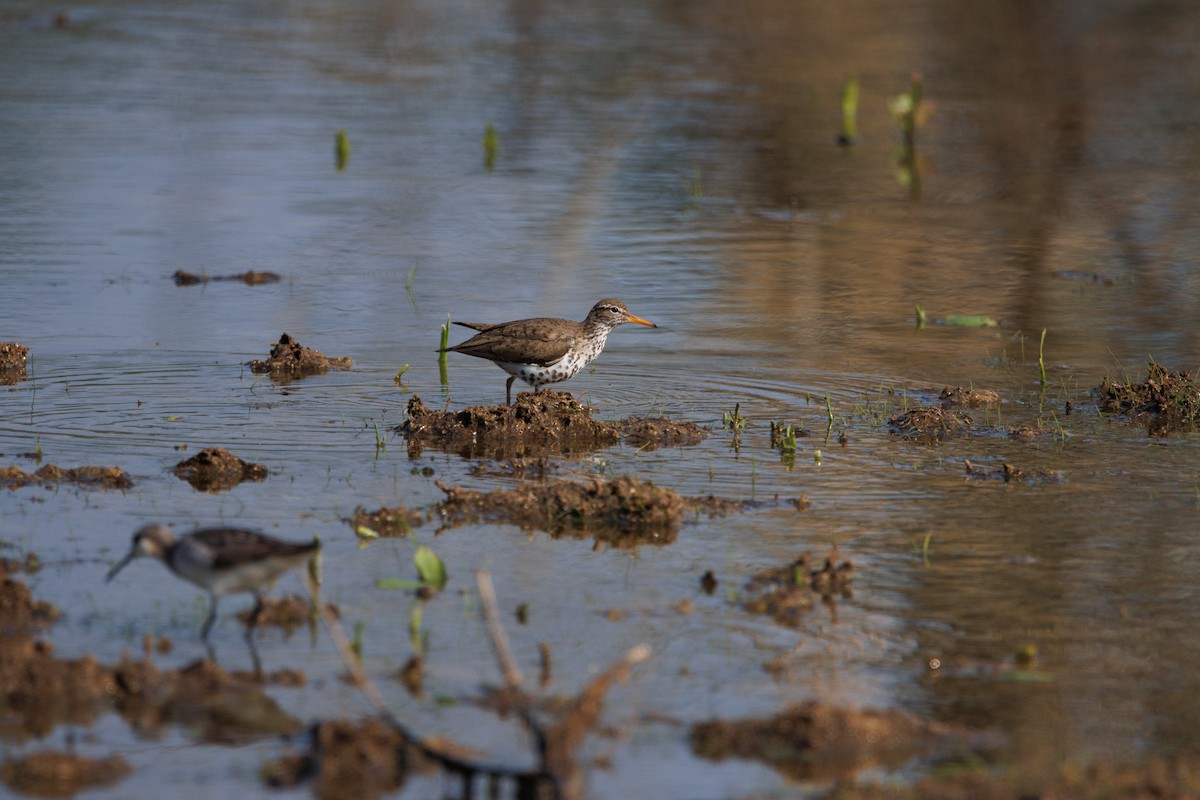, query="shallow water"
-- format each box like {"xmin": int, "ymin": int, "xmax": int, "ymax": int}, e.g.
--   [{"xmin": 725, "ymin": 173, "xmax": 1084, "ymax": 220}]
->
[{"xmin": 4, "ymin": 0, "xmax": 1200, "ymax": 796}]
